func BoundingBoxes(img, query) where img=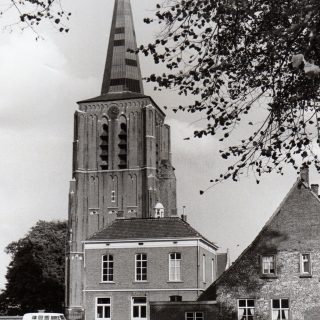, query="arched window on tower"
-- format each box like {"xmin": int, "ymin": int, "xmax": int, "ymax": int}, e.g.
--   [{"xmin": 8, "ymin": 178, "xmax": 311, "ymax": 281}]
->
[
  {"xmin": 100, "ymin": 124, "xmax": 109, "ymax": 170},
  {"xmin": 118, "ymin": 123, "xmax": 127, "ymax": 169}
]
